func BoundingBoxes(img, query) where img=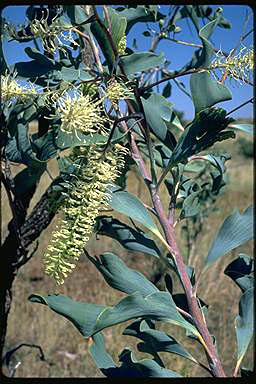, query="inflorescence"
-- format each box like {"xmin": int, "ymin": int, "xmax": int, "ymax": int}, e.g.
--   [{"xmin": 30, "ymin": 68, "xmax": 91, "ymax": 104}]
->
[
  {"xmin": 55, "ymin": 92, "xmax": 107, "ymax": 137},
  {"xmin": 44, "ymin": 144, "xmax": 128, "ymax": 285},
  {"xmin": 4, "ymin": 8, "xmax": 78, "ymax": 55},
  {"xmin": 1, "ymin": 73, "xmax": 38, "ymax": 106},
  {"xmin": 211, "ymin": 46, "xmax": 254, "ymax": 84}
]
